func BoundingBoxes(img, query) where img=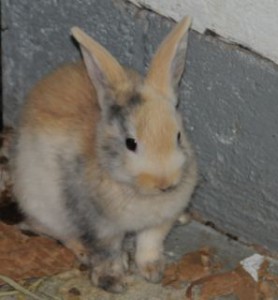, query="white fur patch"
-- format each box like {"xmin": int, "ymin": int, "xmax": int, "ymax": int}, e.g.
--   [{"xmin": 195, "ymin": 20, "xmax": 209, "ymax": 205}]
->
[
  {"xmin": 136, "ymin": 229, "xmax": 163, "ymax": 265},
  {"xmin": 14, "ymin": 130, "xmax": 78, "ymax": 239}
]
